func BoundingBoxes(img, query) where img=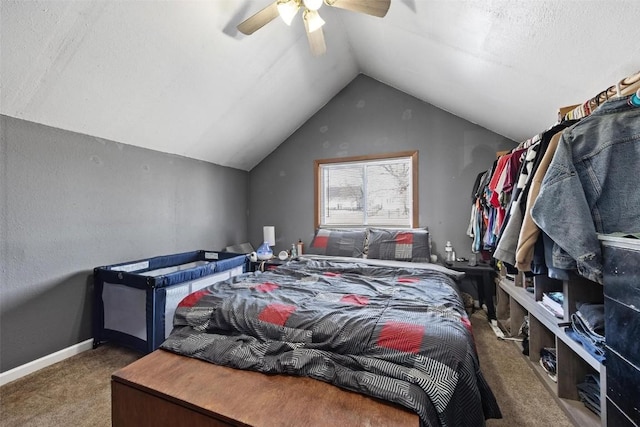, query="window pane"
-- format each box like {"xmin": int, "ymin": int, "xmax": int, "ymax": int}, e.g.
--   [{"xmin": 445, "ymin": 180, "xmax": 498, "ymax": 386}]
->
[
  {"xmin": 322, "ymin": 165, "xmax": 364, "ymax": 226},
  {"xmin": 365, "ymin": 162, "xmax": 411, "ymax": 226},
  {"xmin": 316, "ymin": 152, "xmax": 417, "ymax": 229}
]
